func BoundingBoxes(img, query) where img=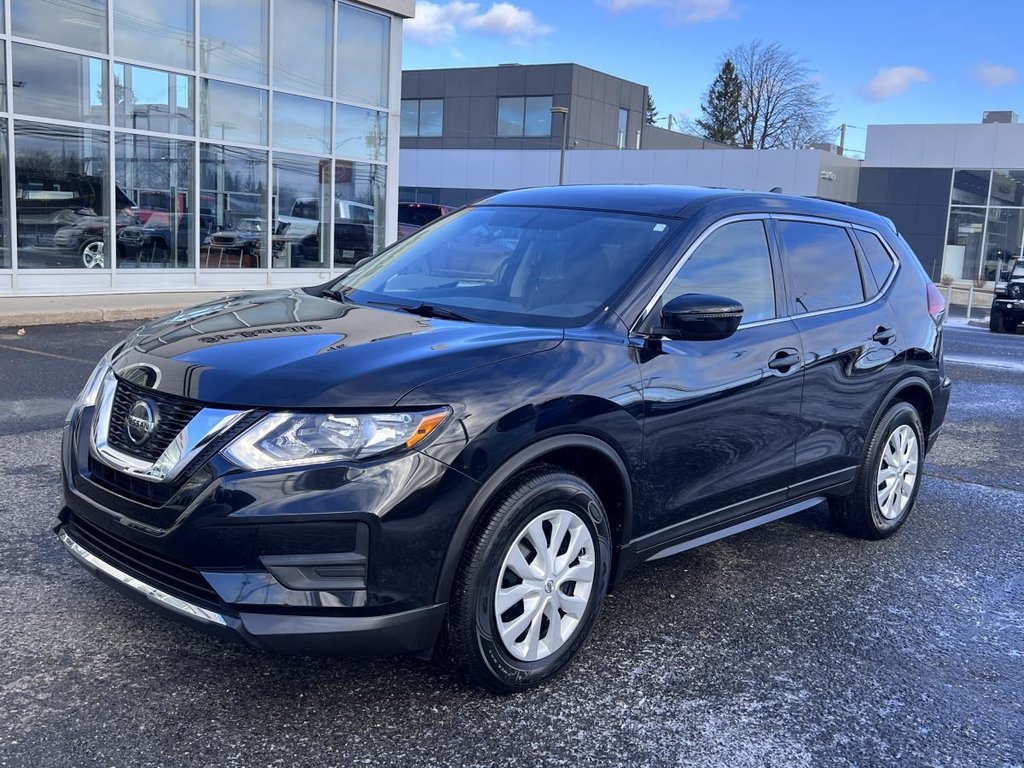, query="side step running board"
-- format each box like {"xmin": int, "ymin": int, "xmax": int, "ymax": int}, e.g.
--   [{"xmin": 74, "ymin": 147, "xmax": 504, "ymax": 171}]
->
[{"xmin": 645, "ymin": 497, "xmax": 825, "ymax": 562}]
